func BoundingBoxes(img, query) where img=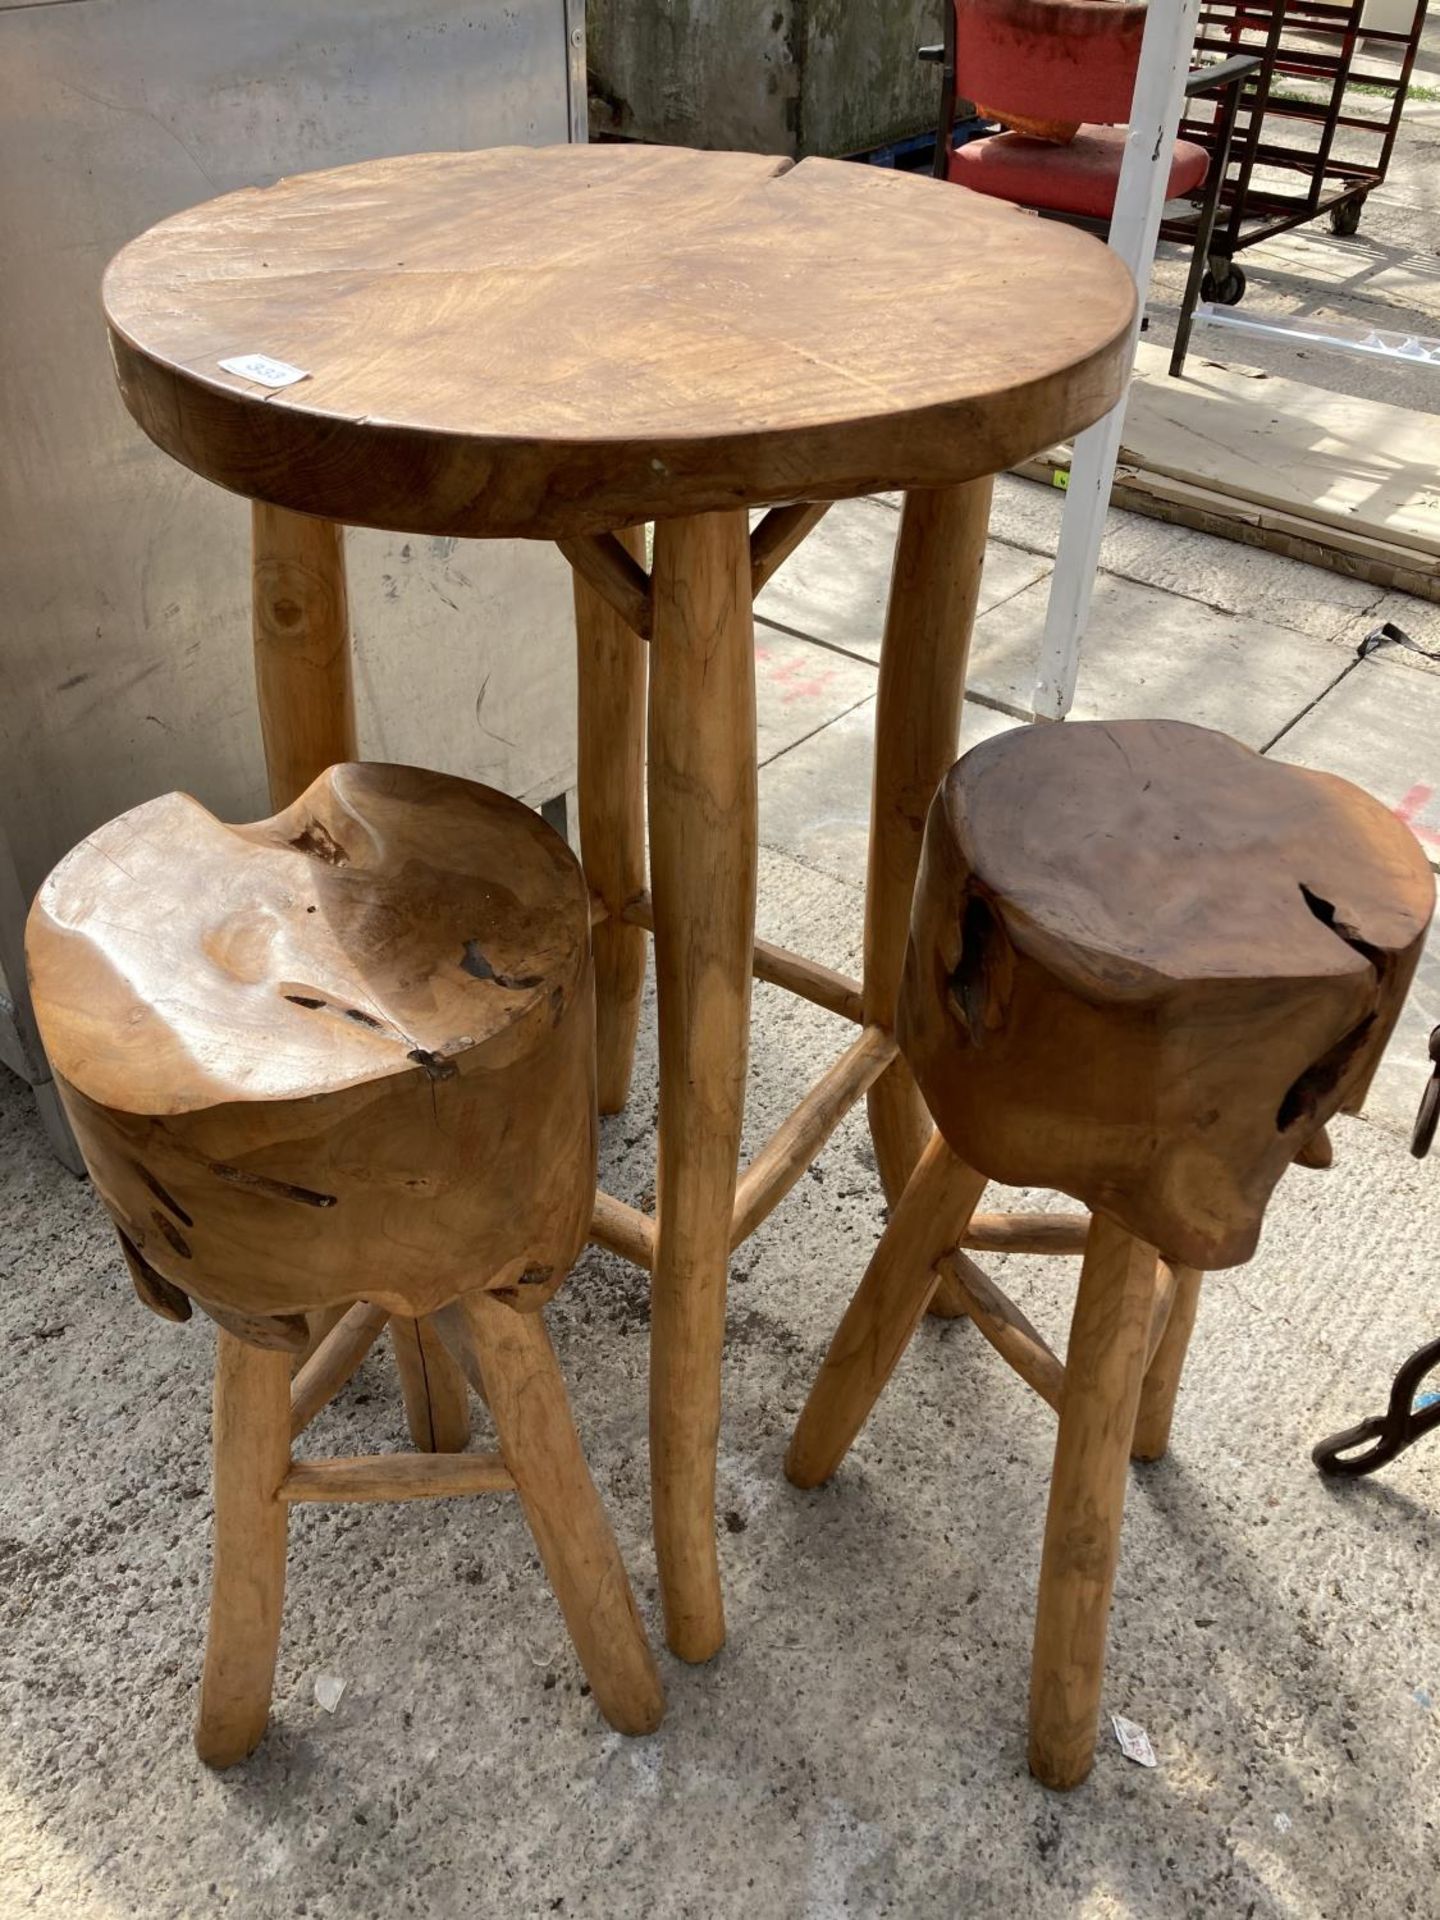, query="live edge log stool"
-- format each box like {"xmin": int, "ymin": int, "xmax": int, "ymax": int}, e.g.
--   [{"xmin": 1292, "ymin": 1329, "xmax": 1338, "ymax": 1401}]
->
[
  {"xmin": 101, "ymin": 142, "xmax": 1136, "ymax": 1661},
  {"xmin": 787, "ymin": 720, "xmax": 1434, "ymax": 1789},
  {"xmin": 25, "ymin": 762, "xmax": 664, "ymax": 1763}
]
